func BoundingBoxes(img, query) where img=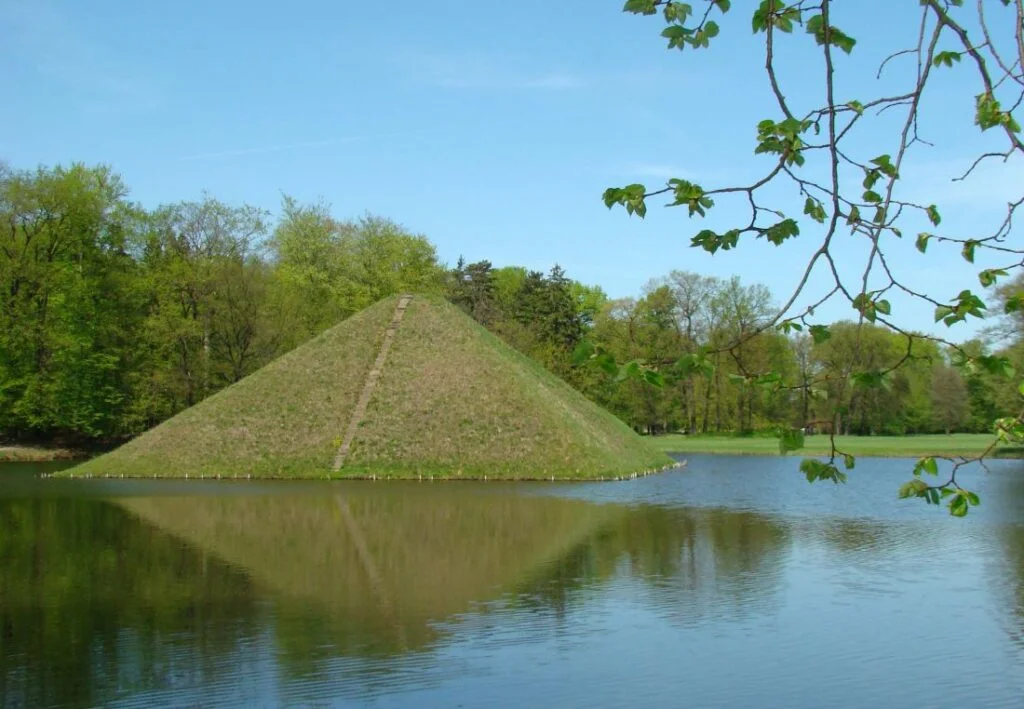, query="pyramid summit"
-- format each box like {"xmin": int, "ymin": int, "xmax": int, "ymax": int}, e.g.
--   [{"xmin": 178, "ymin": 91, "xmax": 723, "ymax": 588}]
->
[{"xmin": 64, "ymin": 294, "xmax": 674, "ymax": 480}]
